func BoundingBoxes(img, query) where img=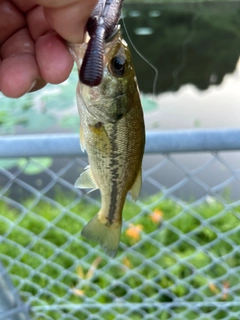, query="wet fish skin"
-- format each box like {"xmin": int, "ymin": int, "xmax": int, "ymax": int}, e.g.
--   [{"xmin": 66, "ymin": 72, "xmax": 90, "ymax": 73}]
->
[{"xmin": 69, "ymin": 30, "xmax": 145, "ymax": 257}]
